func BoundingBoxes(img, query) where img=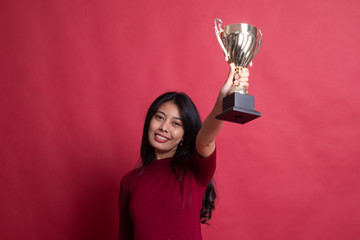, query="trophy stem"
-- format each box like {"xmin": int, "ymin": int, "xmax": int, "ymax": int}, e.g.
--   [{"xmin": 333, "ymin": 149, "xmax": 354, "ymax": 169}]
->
[{"xmin": 229, "ymin": 67, "xmax": 248, "ymax": 95}]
